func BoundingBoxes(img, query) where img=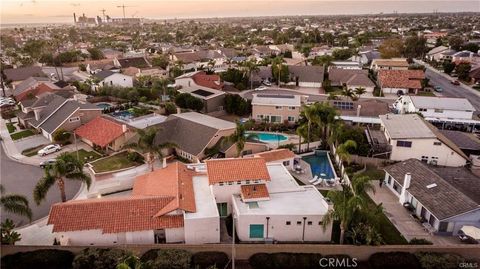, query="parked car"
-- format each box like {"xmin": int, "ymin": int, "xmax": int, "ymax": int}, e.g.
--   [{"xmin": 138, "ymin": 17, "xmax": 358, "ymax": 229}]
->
[
  {"xmin": 37, "ymin": 144, "xmax": 61, "ymax": 156},
  {"xmin": 262, "ymin": 80, "xmax": 272, "ymax": 86},
  {"xmin": 434, "ymin": 86, "xmax": 443, "ymax": 92},
  {"xmin": 451, "ymin": 80, "xmax": 460, "ymax": 85},
  {"xmin": 254, "ymin": 86, "xmax": 267, "ymax": 91},
  {"xmin": 39, "ymin": 159, "xmax": 56, "ymax": 168}
]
